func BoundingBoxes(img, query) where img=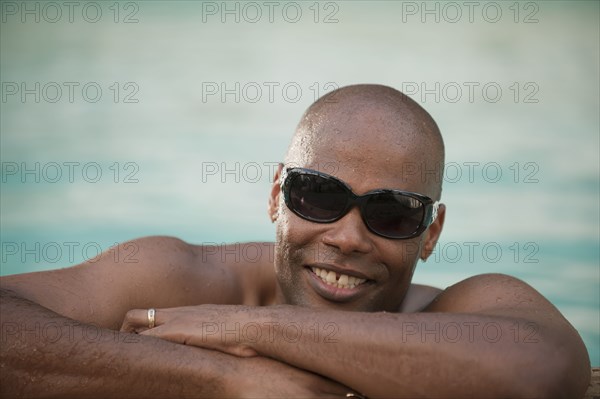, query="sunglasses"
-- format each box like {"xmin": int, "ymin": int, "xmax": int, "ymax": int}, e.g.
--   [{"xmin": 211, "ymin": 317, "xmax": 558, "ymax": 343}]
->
[{"xmin": 280, "ymin": 167, "xmax": 439, "ymax": 239}]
